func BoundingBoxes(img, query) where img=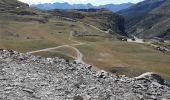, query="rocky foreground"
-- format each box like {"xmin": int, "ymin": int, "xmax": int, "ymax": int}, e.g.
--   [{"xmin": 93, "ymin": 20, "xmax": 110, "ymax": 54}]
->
[{"xmin": 0, "ymin": 49, "xmax": 170, "ymax": 100}]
